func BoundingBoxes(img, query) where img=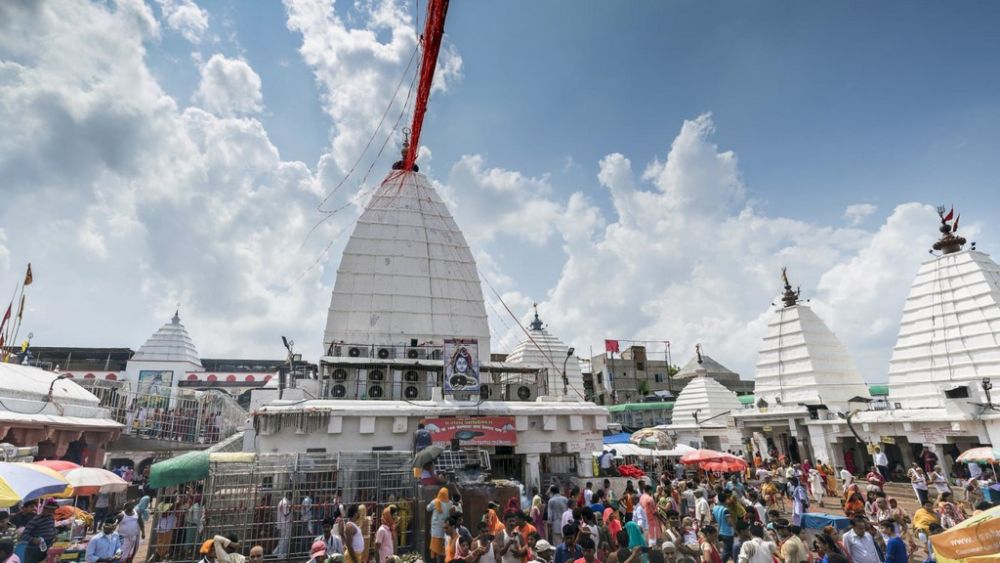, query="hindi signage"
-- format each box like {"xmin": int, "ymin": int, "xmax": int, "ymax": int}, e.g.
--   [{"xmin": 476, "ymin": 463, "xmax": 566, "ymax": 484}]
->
[{"xmin": 421, "ymin": 416, "xmax": 517, "ymax": 446}]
